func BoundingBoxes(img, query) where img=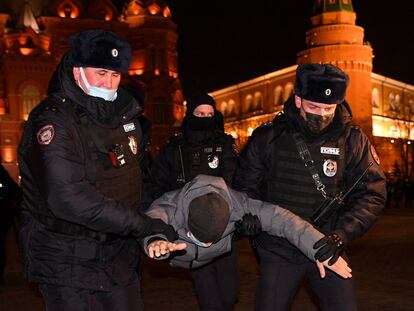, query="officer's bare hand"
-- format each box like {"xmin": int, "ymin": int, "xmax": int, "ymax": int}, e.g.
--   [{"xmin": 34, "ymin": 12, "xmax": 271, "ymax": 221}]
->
[
  {"xmin": 147, "ymin": 240, "xmax": 187, "ymax": 258},
  {"xmin": 316, "ymin": 256, "xmax": 352, "ymax": 279}
]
